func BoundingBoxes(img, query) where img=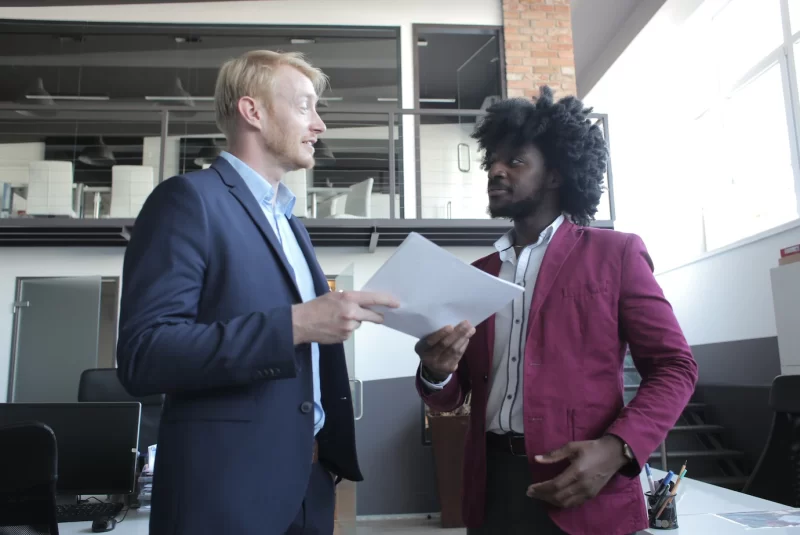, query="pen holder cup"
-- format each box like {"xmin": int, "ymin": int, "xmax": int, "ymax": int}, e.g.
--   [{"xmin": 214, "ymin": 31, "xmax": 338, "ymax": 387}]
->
[{"xmin": 646, "ymin": 491, "xmax": 678, "ymax": 530}]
